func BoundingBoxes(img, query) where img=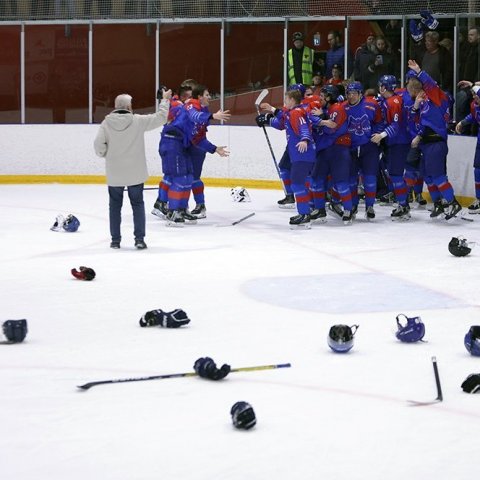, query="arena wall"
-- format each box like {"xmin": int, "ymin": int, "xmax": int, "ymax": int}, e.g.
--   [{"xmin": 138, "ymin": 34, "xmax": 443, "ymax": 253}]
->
[{"xmin": 0, "ymin": 124, "xmax": 476, "ymax": 202}]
